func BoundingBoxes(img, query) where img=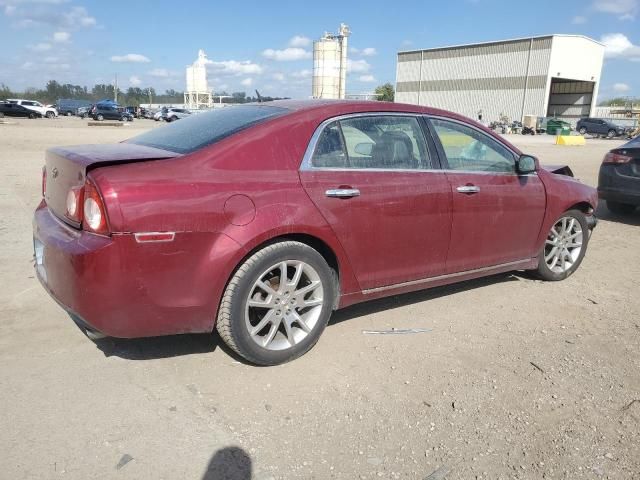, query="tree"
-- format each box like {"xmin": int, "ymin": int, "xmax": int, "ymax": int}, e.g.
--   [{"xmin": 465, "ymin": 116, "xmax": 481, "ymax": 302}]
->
[{"xmin": 374, "ymin": 83, "xmax": 394, "ymax": 102}]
